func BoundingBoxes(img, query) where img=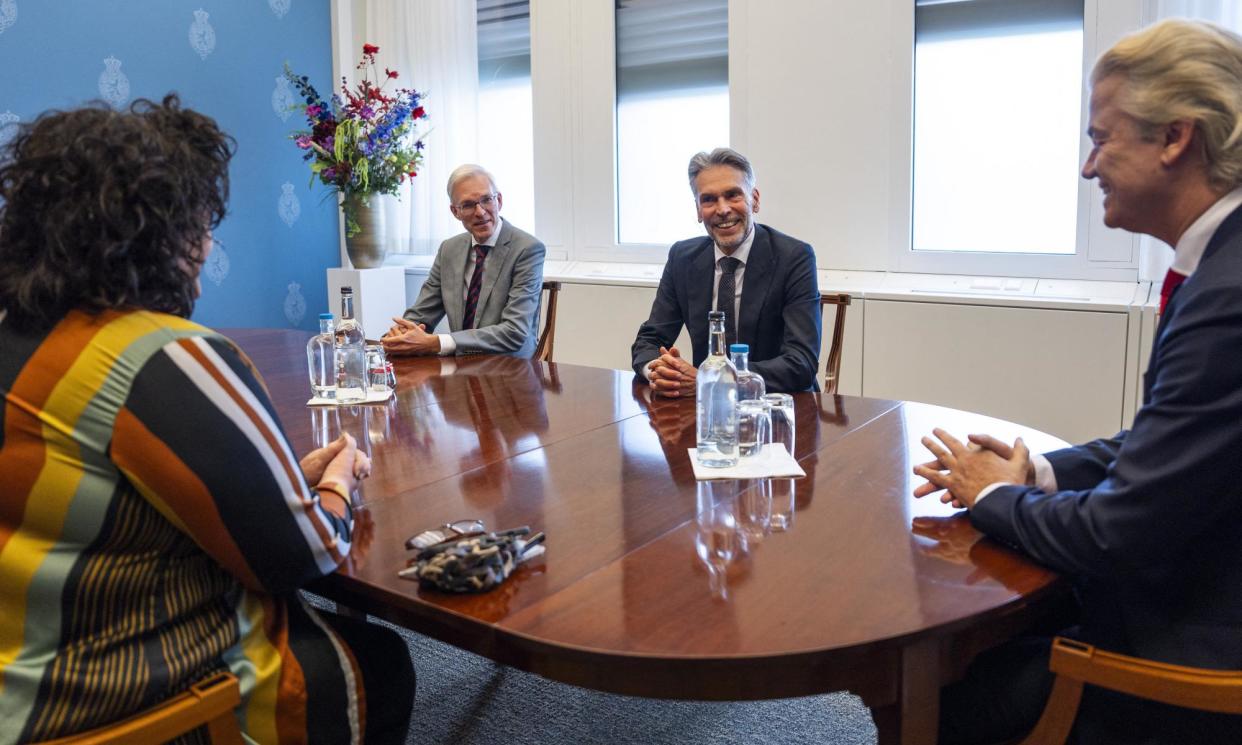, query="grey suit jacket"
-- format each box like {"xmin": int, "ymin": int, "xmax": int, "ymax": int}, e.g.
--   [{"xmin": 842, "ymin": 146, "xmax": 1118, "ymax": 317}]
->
[{"xmin": 403, "ymin": 221, "xmax": 546, "ymax": 357}]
